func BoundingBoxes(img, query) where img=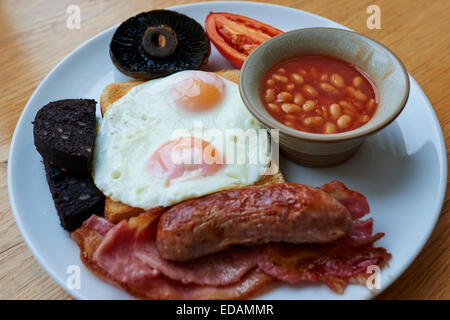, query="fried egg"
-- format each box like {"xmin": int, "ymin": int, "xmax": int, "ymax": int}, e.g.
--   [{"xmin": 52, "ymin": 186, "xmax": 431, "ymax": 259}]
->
[{"xmin": 93, "ymin": 71, "xmax": 270, "ymax": 209}]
